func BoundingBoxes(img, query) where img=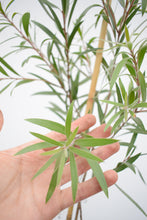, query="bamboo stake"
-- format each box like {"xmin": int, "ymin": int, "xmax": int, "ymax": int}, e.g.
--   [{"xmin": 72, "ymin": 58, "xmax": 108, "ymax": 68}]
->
[
  {"xmin": 66, "ymin": 1, "xmax": 112, "ymax": 219},
  {"xmin": 85, "ymin": 15, "xmax": 110, "ymax": 114}
]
